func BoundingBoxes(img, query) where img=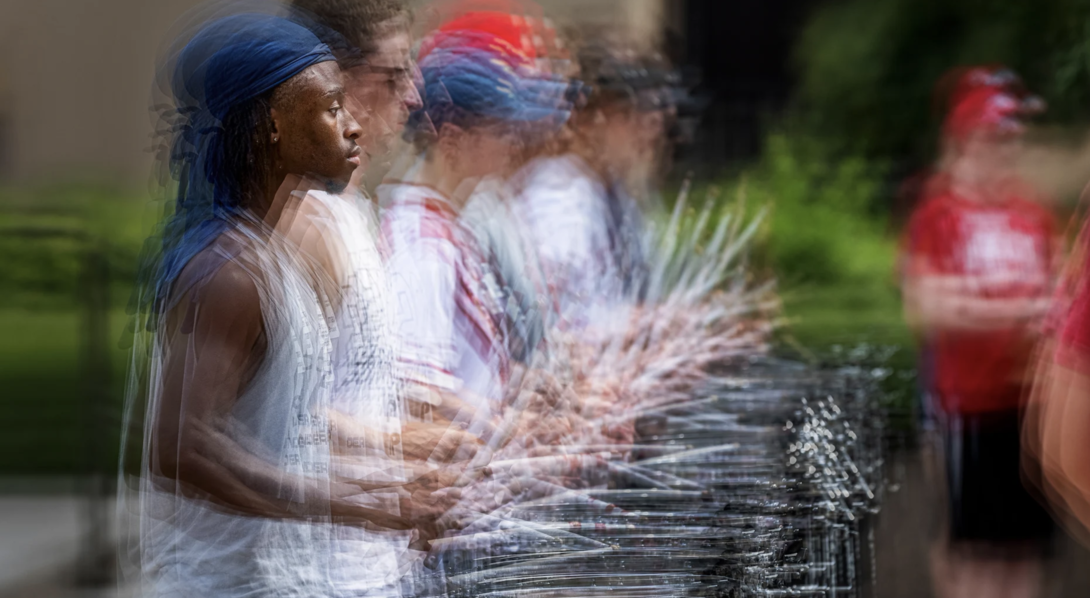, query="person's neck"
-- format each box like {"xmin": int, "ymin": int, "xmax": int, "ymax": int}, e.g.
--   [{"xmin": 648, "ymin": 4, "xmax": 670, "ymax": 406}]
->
[
  {"xmin": 950, "ymin": 172, "xmax": 1004, "ymax": 204},
  {"xmin": 346, "ymin": 162, "xmax": 368, "ymax": 197},
  {"xmin": 256, "ymin": 172, "xmax": 287, "ymax": 227},
  {"xmin": 257, "ymin": 172, "xmax": 327, "ymax": 230},
  {"xmin": 409, "ymin": 152, "xmax": 474, "ymax": 210},
  {"xmin": 570, "ymin": 135, "xmax": 628, "ymax": 186}
]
